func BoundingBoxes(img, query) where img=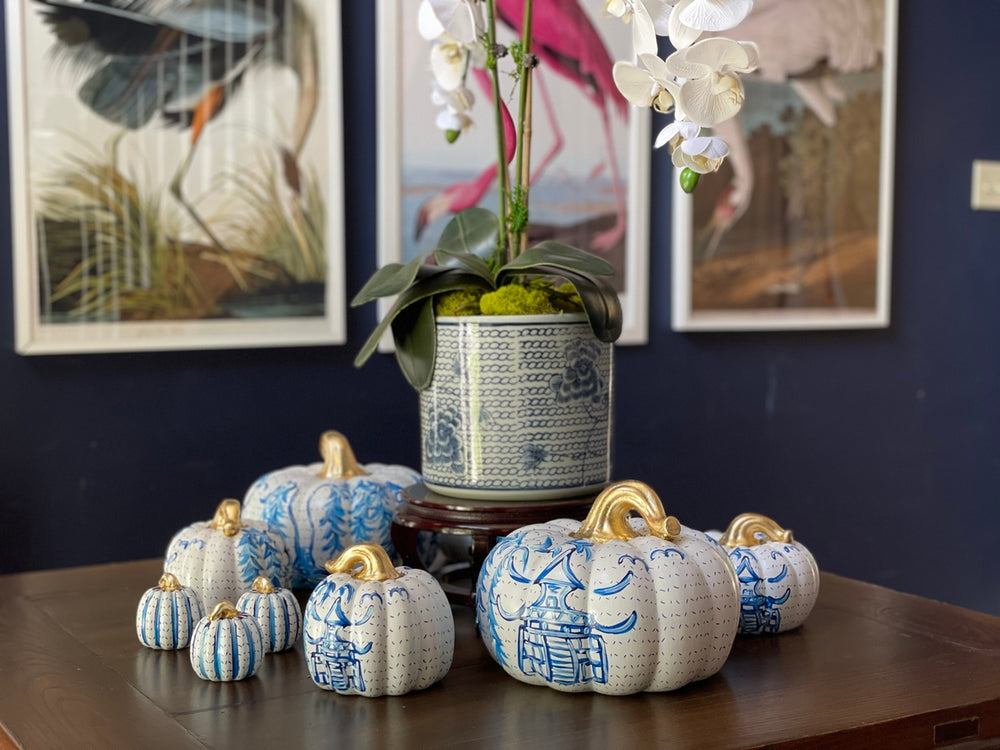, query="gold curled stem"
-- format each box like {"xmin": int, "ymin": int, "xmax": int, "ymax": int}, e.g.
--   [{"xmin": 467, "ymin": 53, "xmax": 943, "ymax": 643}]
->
[
  {"xmin": 209, "ymin": 499, "xmax": 243, "ymax": 537},
  {"xmin": 571, "ymin": 480, "xmax": 681, "ymax": 544},
  {"xmin": 316, "ymin": 430, "xmax": 370, "ymax": 480},
  {"xmin": 325, "ymin": 543, "xmax": 402, "ymax": 582},
  {"xmin": 158, "ymin": 572, "xmax": 183, "ymax": 591},
  {"xmin": 718, "ymin": 513, "xmax": 794, "ymax": 547},
  {"xmin": 208, "ymin": 601, "xmax": 242, "ymax": 621},
  {"xmin": 250, "ymin": 576, "xmax": 276, "ymax": 594}
]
